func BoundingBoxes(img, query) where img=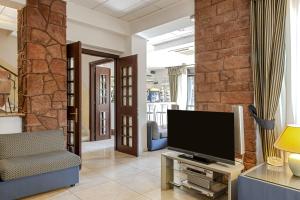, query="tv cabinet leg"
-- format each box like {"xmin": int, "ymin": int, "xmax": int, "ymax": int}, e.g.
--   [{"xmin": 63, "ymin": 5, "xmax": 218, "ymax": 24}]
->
[{"xmin": 161, "ymin": 155, "xmax": 174, "ymax": 190}]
